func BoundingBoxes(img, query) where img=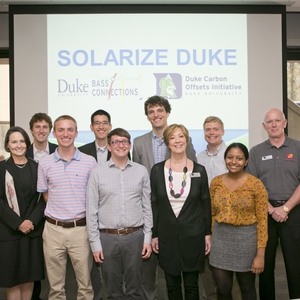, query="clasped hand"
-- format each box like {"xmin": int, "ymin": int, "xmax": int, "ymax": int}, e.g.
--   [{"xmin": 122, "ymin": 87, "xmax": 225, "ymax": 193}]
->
[
  {"xmin": 18, "ymin": 220, "xmax": 34, "ymax": 234},
  {"xmin": 270, "ymin": 206, "xmax": 288, "ymax": 223}
]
